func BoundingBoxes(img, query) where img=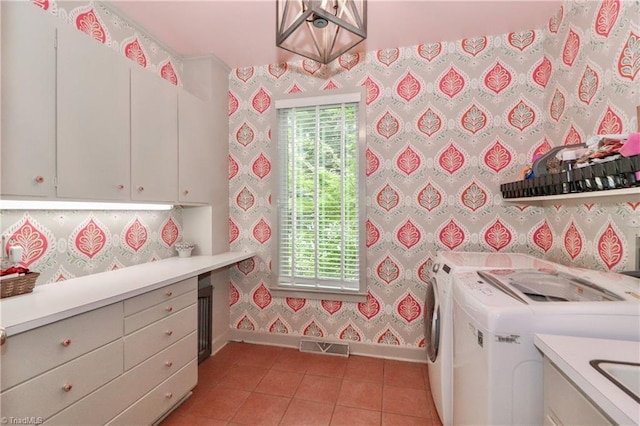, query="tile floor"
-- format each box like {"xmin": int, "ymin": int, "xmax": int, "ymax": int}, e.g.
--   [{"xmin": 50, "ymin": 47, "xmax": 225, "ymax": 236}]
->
[{"xmin": 161, "ymin": 342, "xmax": 443, "ymax": 426}]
